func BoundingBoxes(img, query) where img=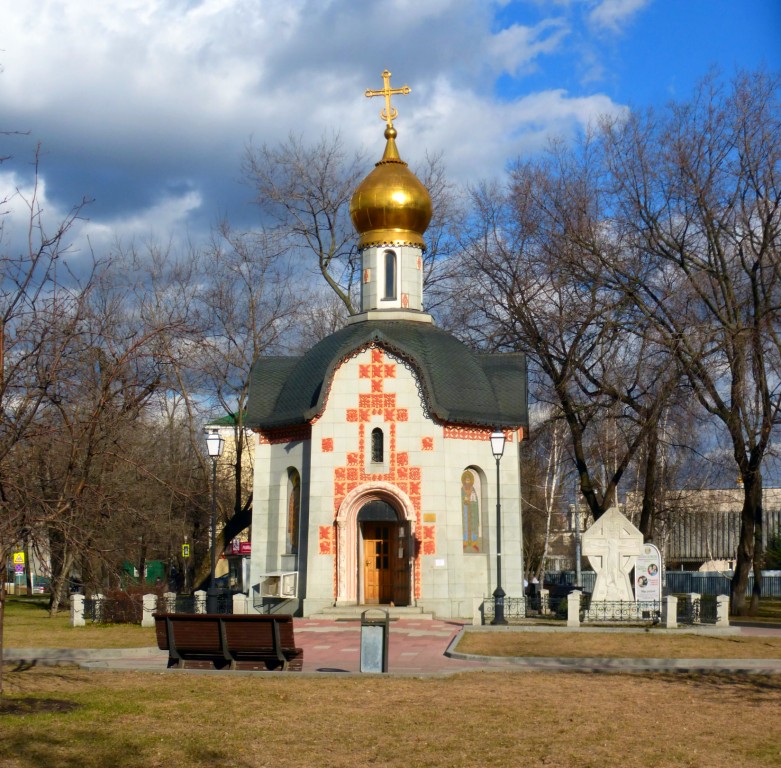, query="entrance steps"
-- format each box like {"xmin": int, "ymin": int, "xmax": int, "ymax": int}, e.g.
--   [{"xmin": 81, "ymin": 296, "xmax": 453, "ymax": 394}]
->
[{"xmin": 307, "ymin": 604, "xmax": 435, "ymax": 621}]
